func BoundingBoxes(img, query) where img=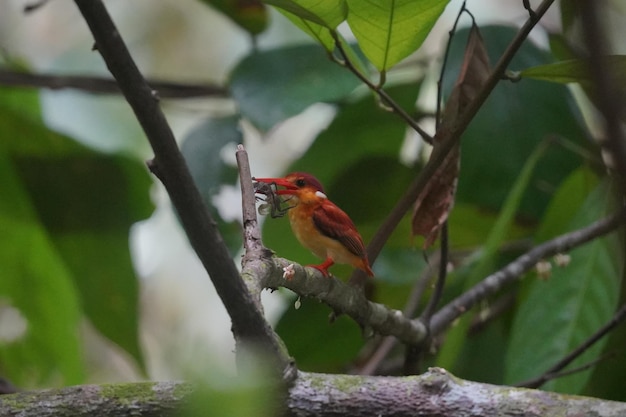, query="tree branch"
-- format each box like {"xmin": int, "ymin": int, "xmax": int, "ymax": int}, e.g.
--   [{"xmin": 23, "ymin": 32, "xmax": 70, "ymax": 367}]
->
[
  {"xmin": 72, "ymin": 0, "xmax": 293, "ymax": 377},
  {"xmin": 0, "ymin": 69, "xmax": 228, "ymax": 98},
  {"xmin": 430, "ymin": 207, "xmax": 626, "ymax": 335},
  {"xmin": 246, "ymin": 254, "xmax": 428, "ymax": 346},
  {"xmin": 3, "ymin": 370, "xmax": 626, "ymax": 417}
]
